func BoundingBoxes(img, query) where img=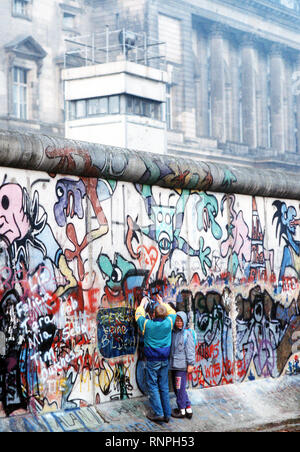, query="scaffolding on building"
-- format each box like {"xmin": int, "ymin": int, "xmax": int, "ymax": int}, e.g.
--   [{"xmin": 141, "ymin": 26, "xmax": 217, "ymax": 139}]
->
[{"xmin": 64, "ymin": 27, "xmax": 166, "ymax": 70}]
